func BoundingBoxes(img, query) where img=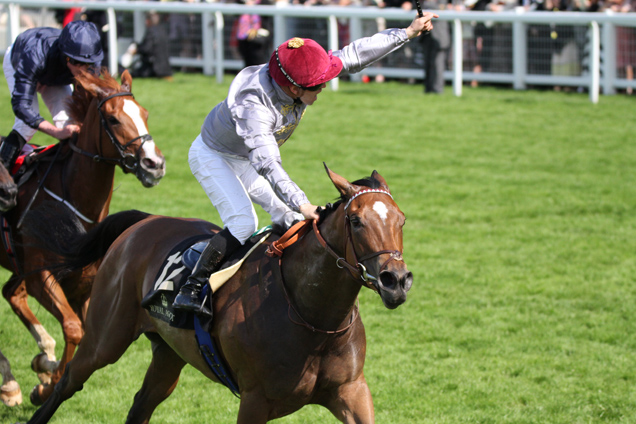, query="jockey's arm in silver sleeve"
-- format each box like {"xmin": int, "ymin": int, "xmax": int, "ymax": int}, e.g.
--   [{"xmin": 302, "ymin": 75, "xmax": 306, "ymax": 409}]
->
[
  {"xmin": 235, "ymin": 104, "xmax": 311, "ymax": 214},
  {"xmin": 335, "ymin": 13, "xmax": 437, "ymax": 74}
]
